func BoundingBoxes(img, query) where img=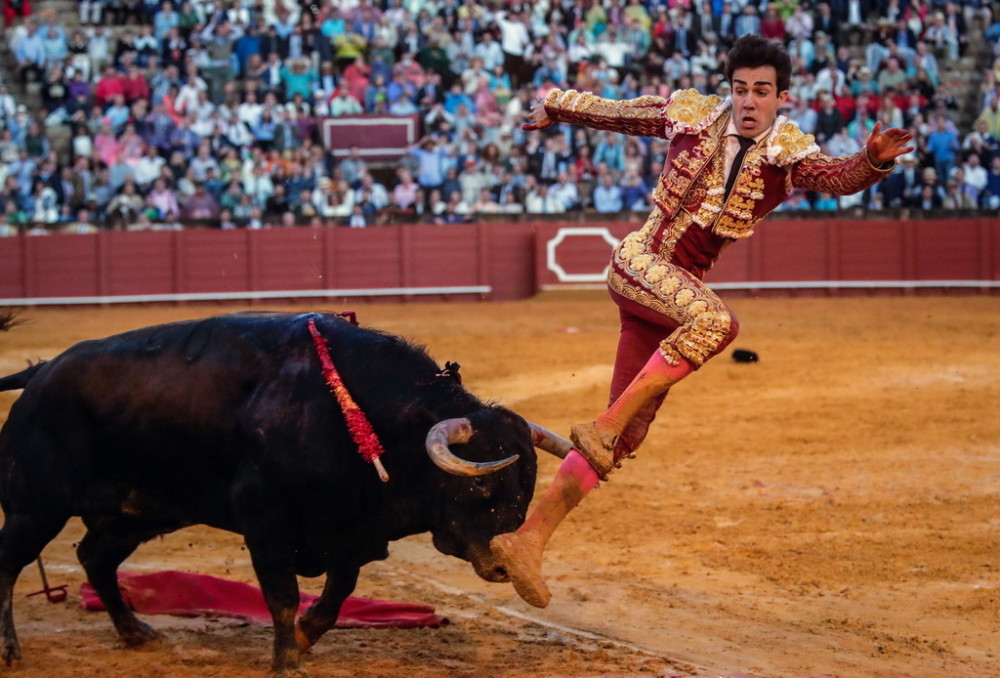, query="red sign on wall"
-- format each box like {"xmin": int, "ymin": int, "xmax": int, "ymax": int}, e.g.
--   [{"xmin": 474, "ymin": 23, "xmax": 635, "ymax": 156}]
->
[{"xmin": 319, "ymin": 115, "xmax": 421, "ymax": 162}]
